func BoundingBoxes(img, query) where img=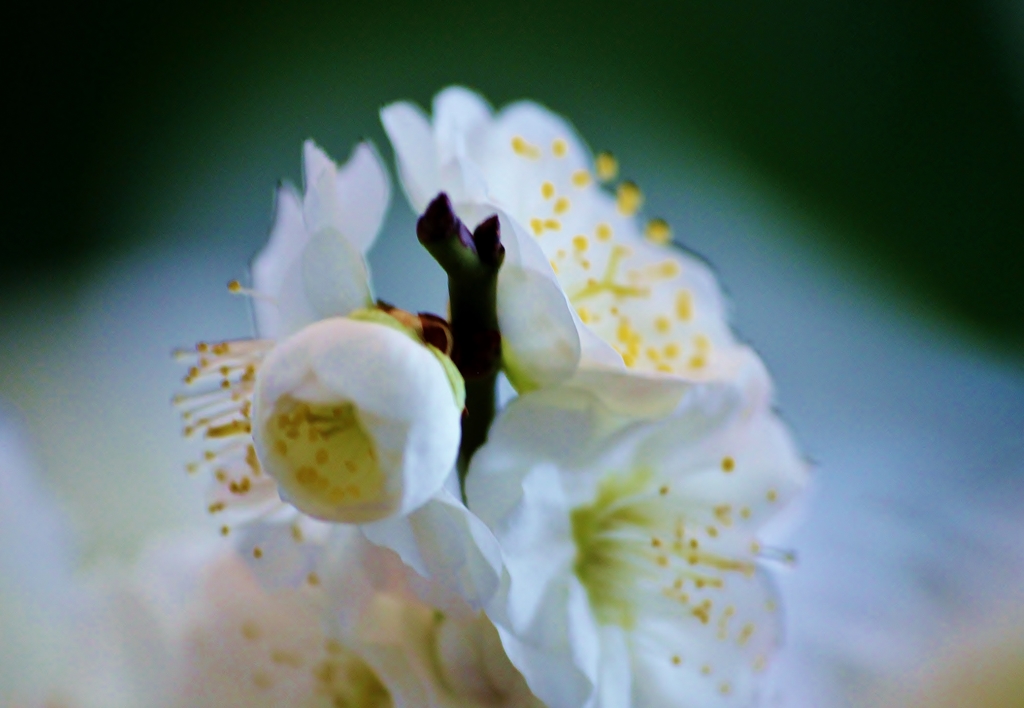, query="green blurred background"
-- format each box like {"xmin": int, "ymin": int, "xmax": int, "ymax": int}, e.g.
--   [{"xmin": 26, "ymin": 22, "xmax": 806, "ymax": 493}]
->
[{"xmin": 5, "ymin": 0, "xmax": 1023, "ymax": 355}]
